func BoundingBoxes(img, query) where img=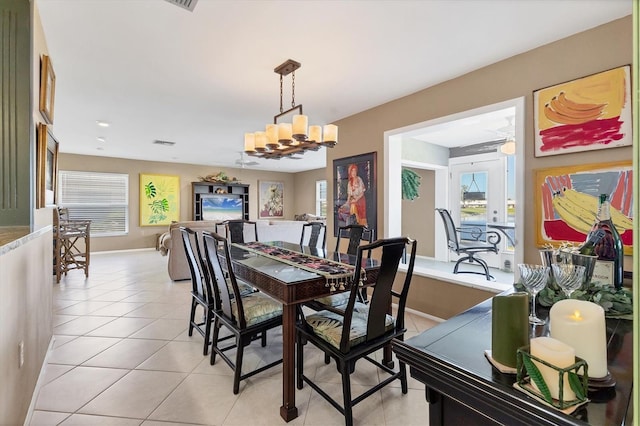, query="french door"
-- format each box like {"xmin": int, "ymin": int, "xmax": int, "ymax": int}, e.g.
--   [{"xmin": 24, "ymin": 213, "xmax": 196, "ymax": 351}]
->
[{"xmin": 449, "ymin": 155, "xmax": 506, "ymax": 269}]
